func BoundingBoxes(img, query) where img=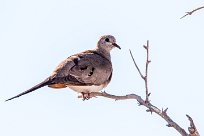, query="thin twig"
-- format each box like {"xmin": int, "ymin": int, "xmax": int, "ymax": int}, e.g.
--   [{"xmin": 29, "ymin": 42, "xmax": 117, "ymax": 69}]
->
[
  {"xmin": 180, "ymin": 5, "xmax": 204, "ymax": 19},
  {"xmin": 129, "ymin": 49, "xmax": 144, "ymax": 79}
]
